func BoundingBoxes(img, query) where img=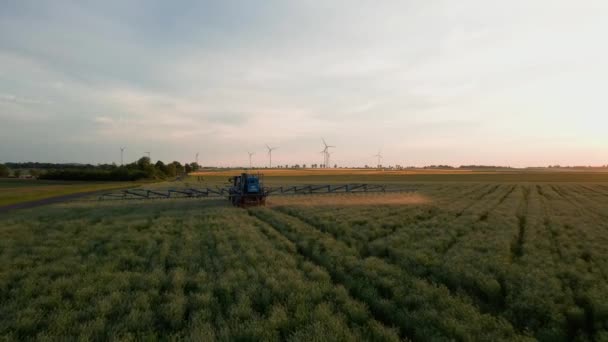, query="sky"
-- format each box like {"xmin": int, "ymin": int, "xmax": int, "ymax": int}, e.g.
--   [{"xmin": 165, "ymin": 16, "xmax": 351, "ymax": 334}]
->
[{"xmin": 0, "ymin": 1, "xmax": 607, "ymax": 167}]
